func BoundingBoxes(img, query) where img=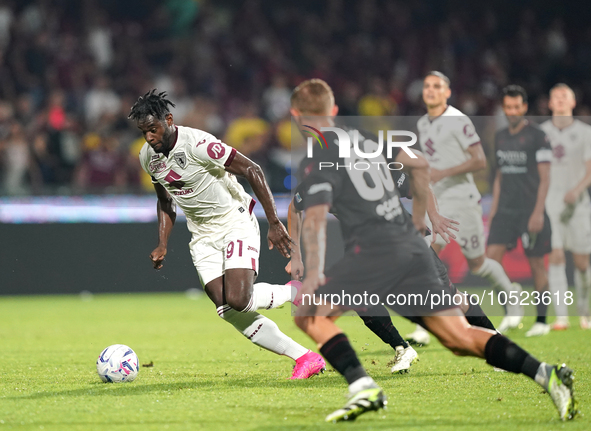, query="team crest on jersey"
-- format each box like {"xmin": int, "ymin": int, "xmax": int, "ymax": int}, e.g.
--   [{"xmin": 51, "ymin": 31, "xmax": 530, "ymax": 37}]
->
[
  {"xmin": 149, "ymin": 160, "xmax": 167, "ymax": 173},
  {"xmin": 174, "ymin": 152, "xmax": 187, "ymax": 169}
]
